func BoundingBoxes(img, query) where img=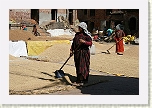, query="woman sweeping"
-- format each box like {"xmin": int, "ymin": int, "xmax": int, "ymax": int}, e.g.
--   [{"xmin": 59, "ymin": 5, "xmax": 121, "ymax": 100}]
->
[
  {"xmin": 70, "ymin": 22, "xmax": 92, "ymax": 86},
  {"xmin": 114, "ymin": 24, "xmax": 125, "ymax": 55}
]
